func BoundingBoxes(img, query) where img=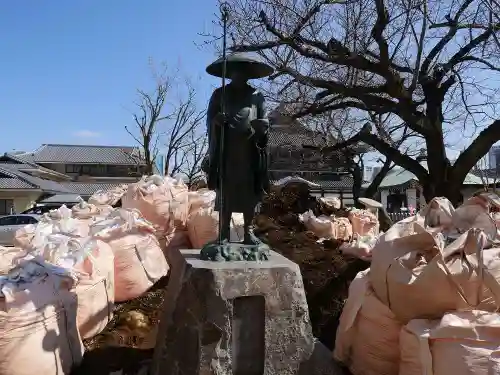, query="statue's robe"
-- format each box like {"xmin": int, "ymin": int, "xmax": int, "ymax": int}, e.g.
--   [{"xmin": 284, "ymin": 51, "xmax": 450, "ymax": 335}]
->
[{"xmin": 205, "ymin": 82, "xmax": 269, "ymax": 213}]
